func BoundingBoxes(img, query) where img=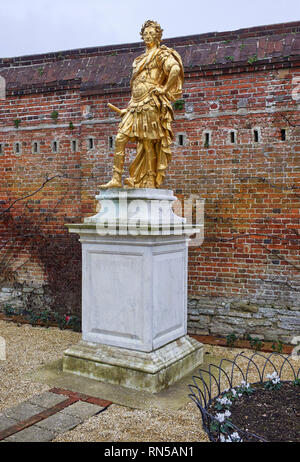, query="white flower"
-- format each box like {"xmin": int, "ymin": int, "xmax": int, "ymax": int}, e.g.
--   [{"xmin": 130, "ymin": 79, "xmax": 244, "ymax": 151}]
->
[
  {"xmin": 266, "ymin": 371, "xmax": 280, "ymax": 384},
  {"xmin": 231, "ymin": 432, "xmax": 241, "ymax": 441},
  {"xmin": 240, "ymin": 380, "xmax": 250, "ymax": 388},
  {"xmin": 216, "ymin": 413, "xmax": 226, "ymax": 423},
  {"xmin": 215, "ymin": 410, "xmax": 231, "ymax": 423},
  {"xmin": 220, "ymin": 434, "xmax": 232, "ymax": 442},
  {"xmin": 217, "ymin": 396, "xmax": 232, "ymax": 406},
  {"xmin": 231, "ymin": 388, "xmax": 237, "ymax": 396}
]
